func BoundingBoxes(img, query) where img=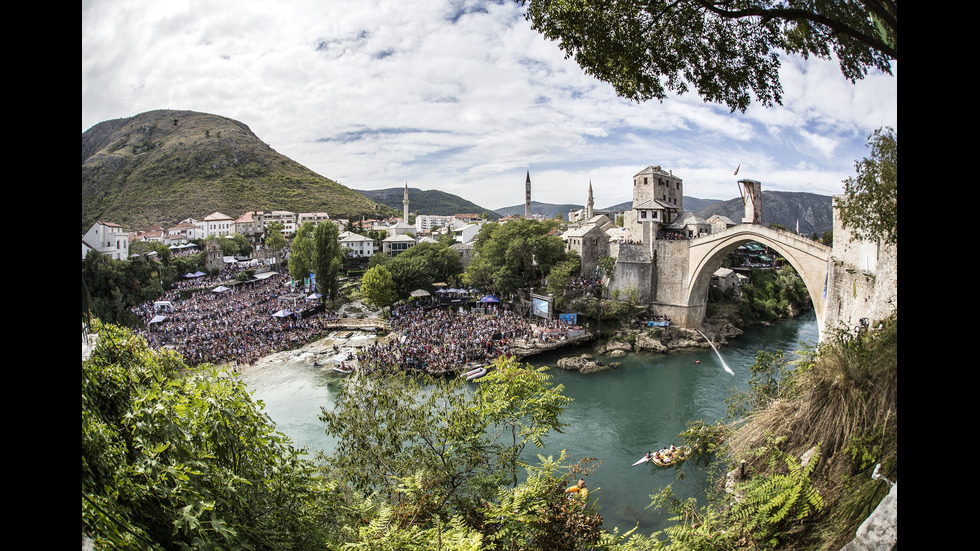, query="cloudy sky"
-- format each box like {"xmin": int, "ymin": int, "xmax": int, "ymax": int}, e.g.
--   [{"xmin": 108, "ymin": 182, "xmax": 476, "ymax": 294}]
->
[{"xmin": 82, "ymin": 0, "xmax": 897, "ymax": 212}]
